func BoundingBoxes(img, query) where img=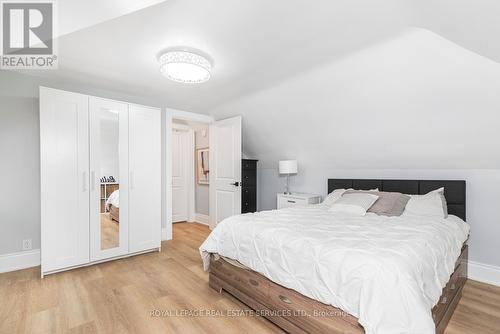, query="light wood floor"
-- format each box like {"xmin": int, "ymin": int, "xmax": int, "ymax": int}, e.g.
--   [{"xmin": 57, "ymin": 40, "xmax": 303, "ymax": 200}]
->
[
  {"xmin": 100, "ymin": 213, "xmax": 119, "ymax": 250},
  {"xmin": 1, "ymin": 223, "xmax": 499, "ymax": 334}
]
